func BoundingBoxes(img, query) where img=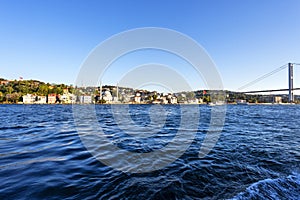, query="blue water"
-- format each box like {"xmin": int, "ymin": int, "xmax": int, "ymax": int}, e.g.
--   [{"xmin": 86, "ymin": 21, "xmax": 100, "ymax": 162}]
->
[{"xmin": 0, "ymin": 104, "xmax": 299, "ymax": 199}]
